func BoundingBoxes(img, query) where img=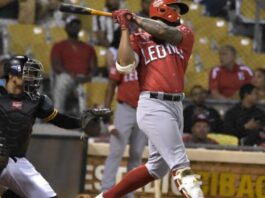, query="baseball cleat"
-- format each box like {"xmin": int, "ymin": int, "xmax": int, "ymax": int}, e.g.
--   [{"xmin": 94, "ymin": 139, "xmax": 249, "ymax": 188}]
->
[
  {"xmin": 95, "ymin": 193, "xmax": 104, "ymax": 198},
  {"xmin": 173, "ymin": 167, "xmax": 204, "ymax": 198}
]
